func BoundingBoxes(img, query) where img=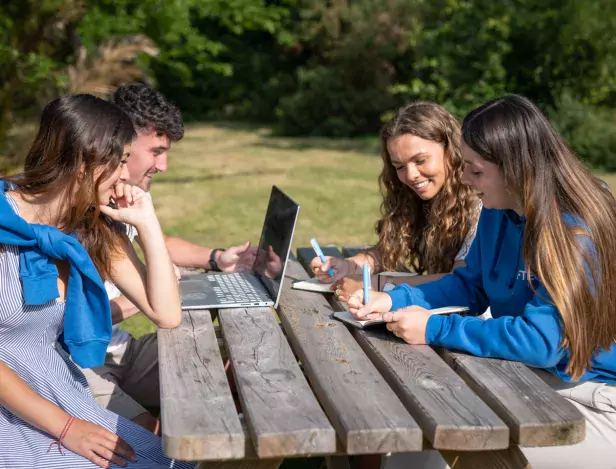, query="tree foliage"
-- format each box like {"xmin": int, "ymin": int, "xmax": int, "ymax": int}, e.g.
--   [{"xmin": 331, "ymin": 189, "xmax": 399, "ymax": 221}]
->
[{"xmin": 2, "ymin": 0, "xmax": 616, "ymax": 167}]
